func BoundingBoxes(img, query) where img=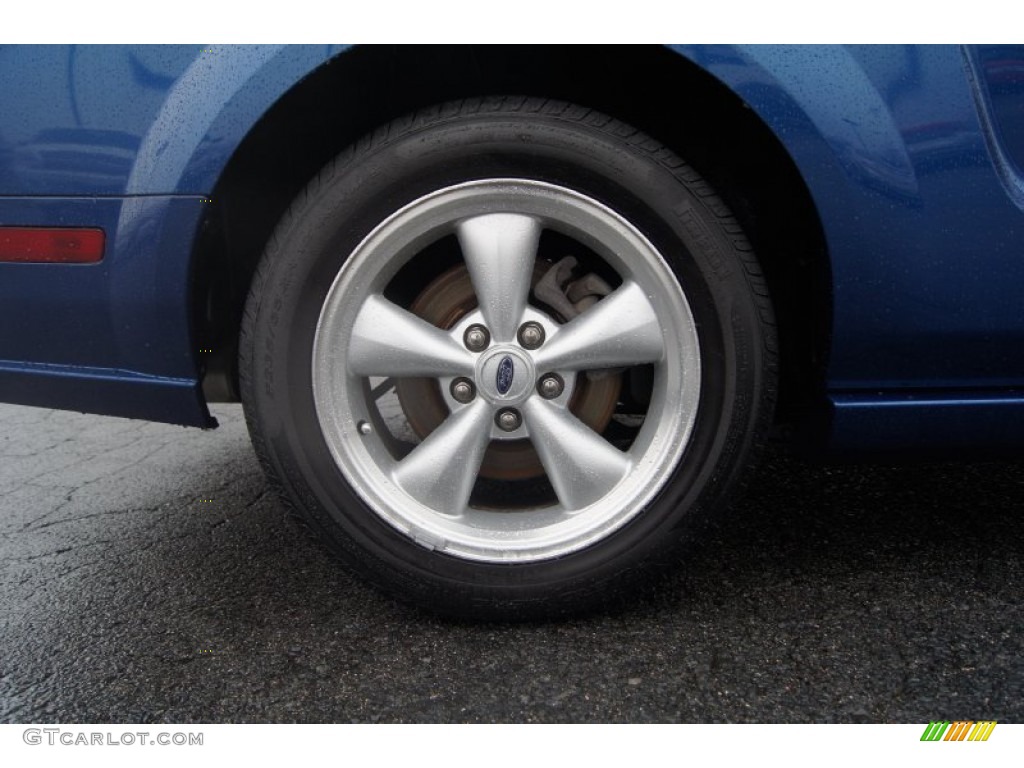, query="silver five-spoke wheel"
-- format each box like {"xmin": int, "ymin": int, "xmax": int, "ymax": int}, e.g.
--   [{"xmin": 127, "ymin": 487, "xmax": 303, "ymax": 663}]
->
[
  {"xmin": 313, "ymin": 179, "xmax": 701, "ymax": 562},
  {"xmin": 242, "ymin": 98, "xmax": 774, "ymax": 618}
]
